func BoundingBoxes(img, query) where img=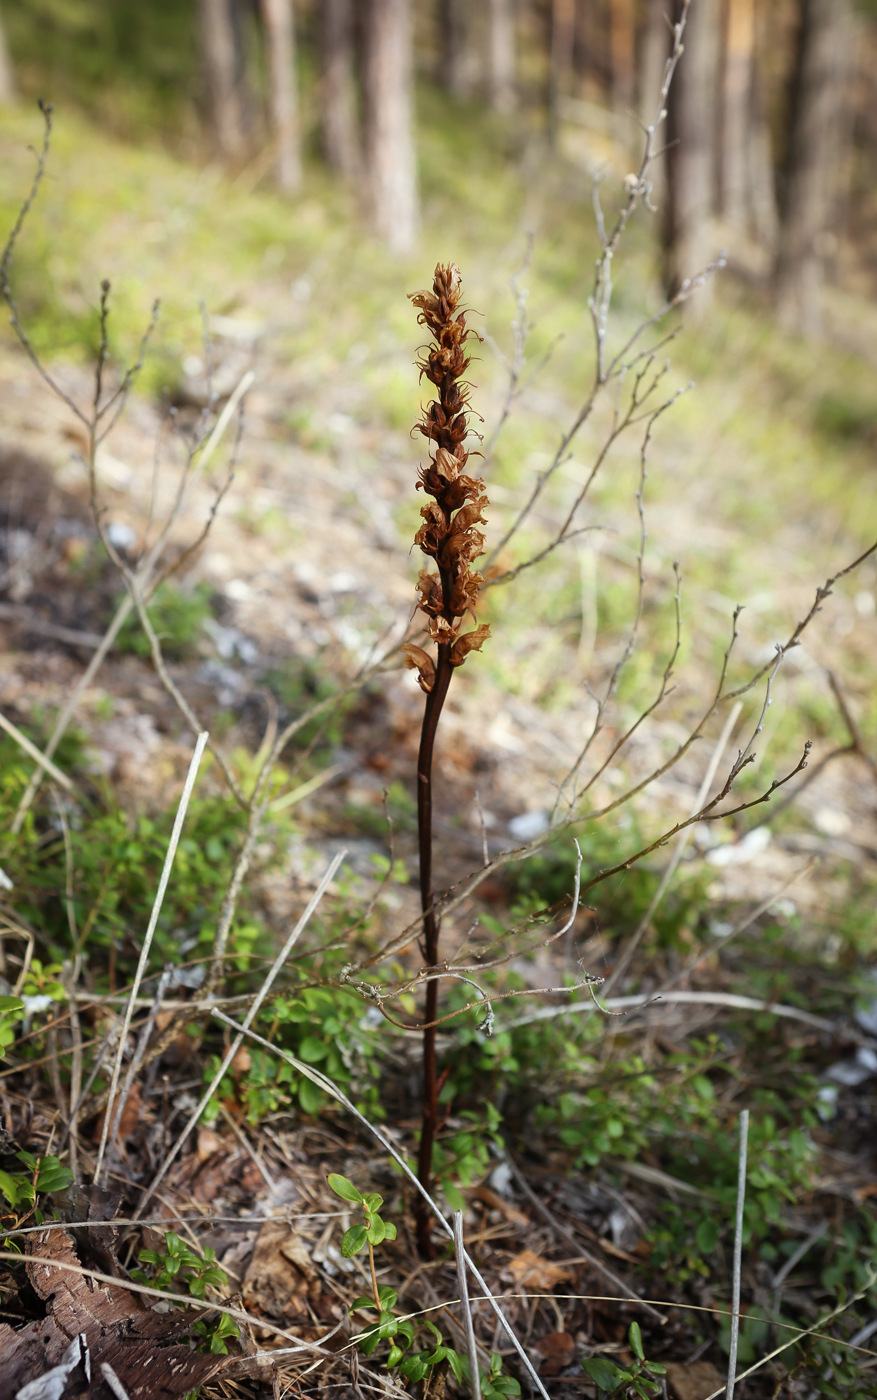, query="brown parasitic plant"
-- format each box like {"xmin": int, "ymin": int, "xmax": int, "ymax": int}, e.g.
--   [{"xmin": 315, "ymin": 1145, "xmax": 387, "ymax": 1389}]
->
[{"xmin": 402, "ymin": 263, "xmax": 490, "ymax": 1255}]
